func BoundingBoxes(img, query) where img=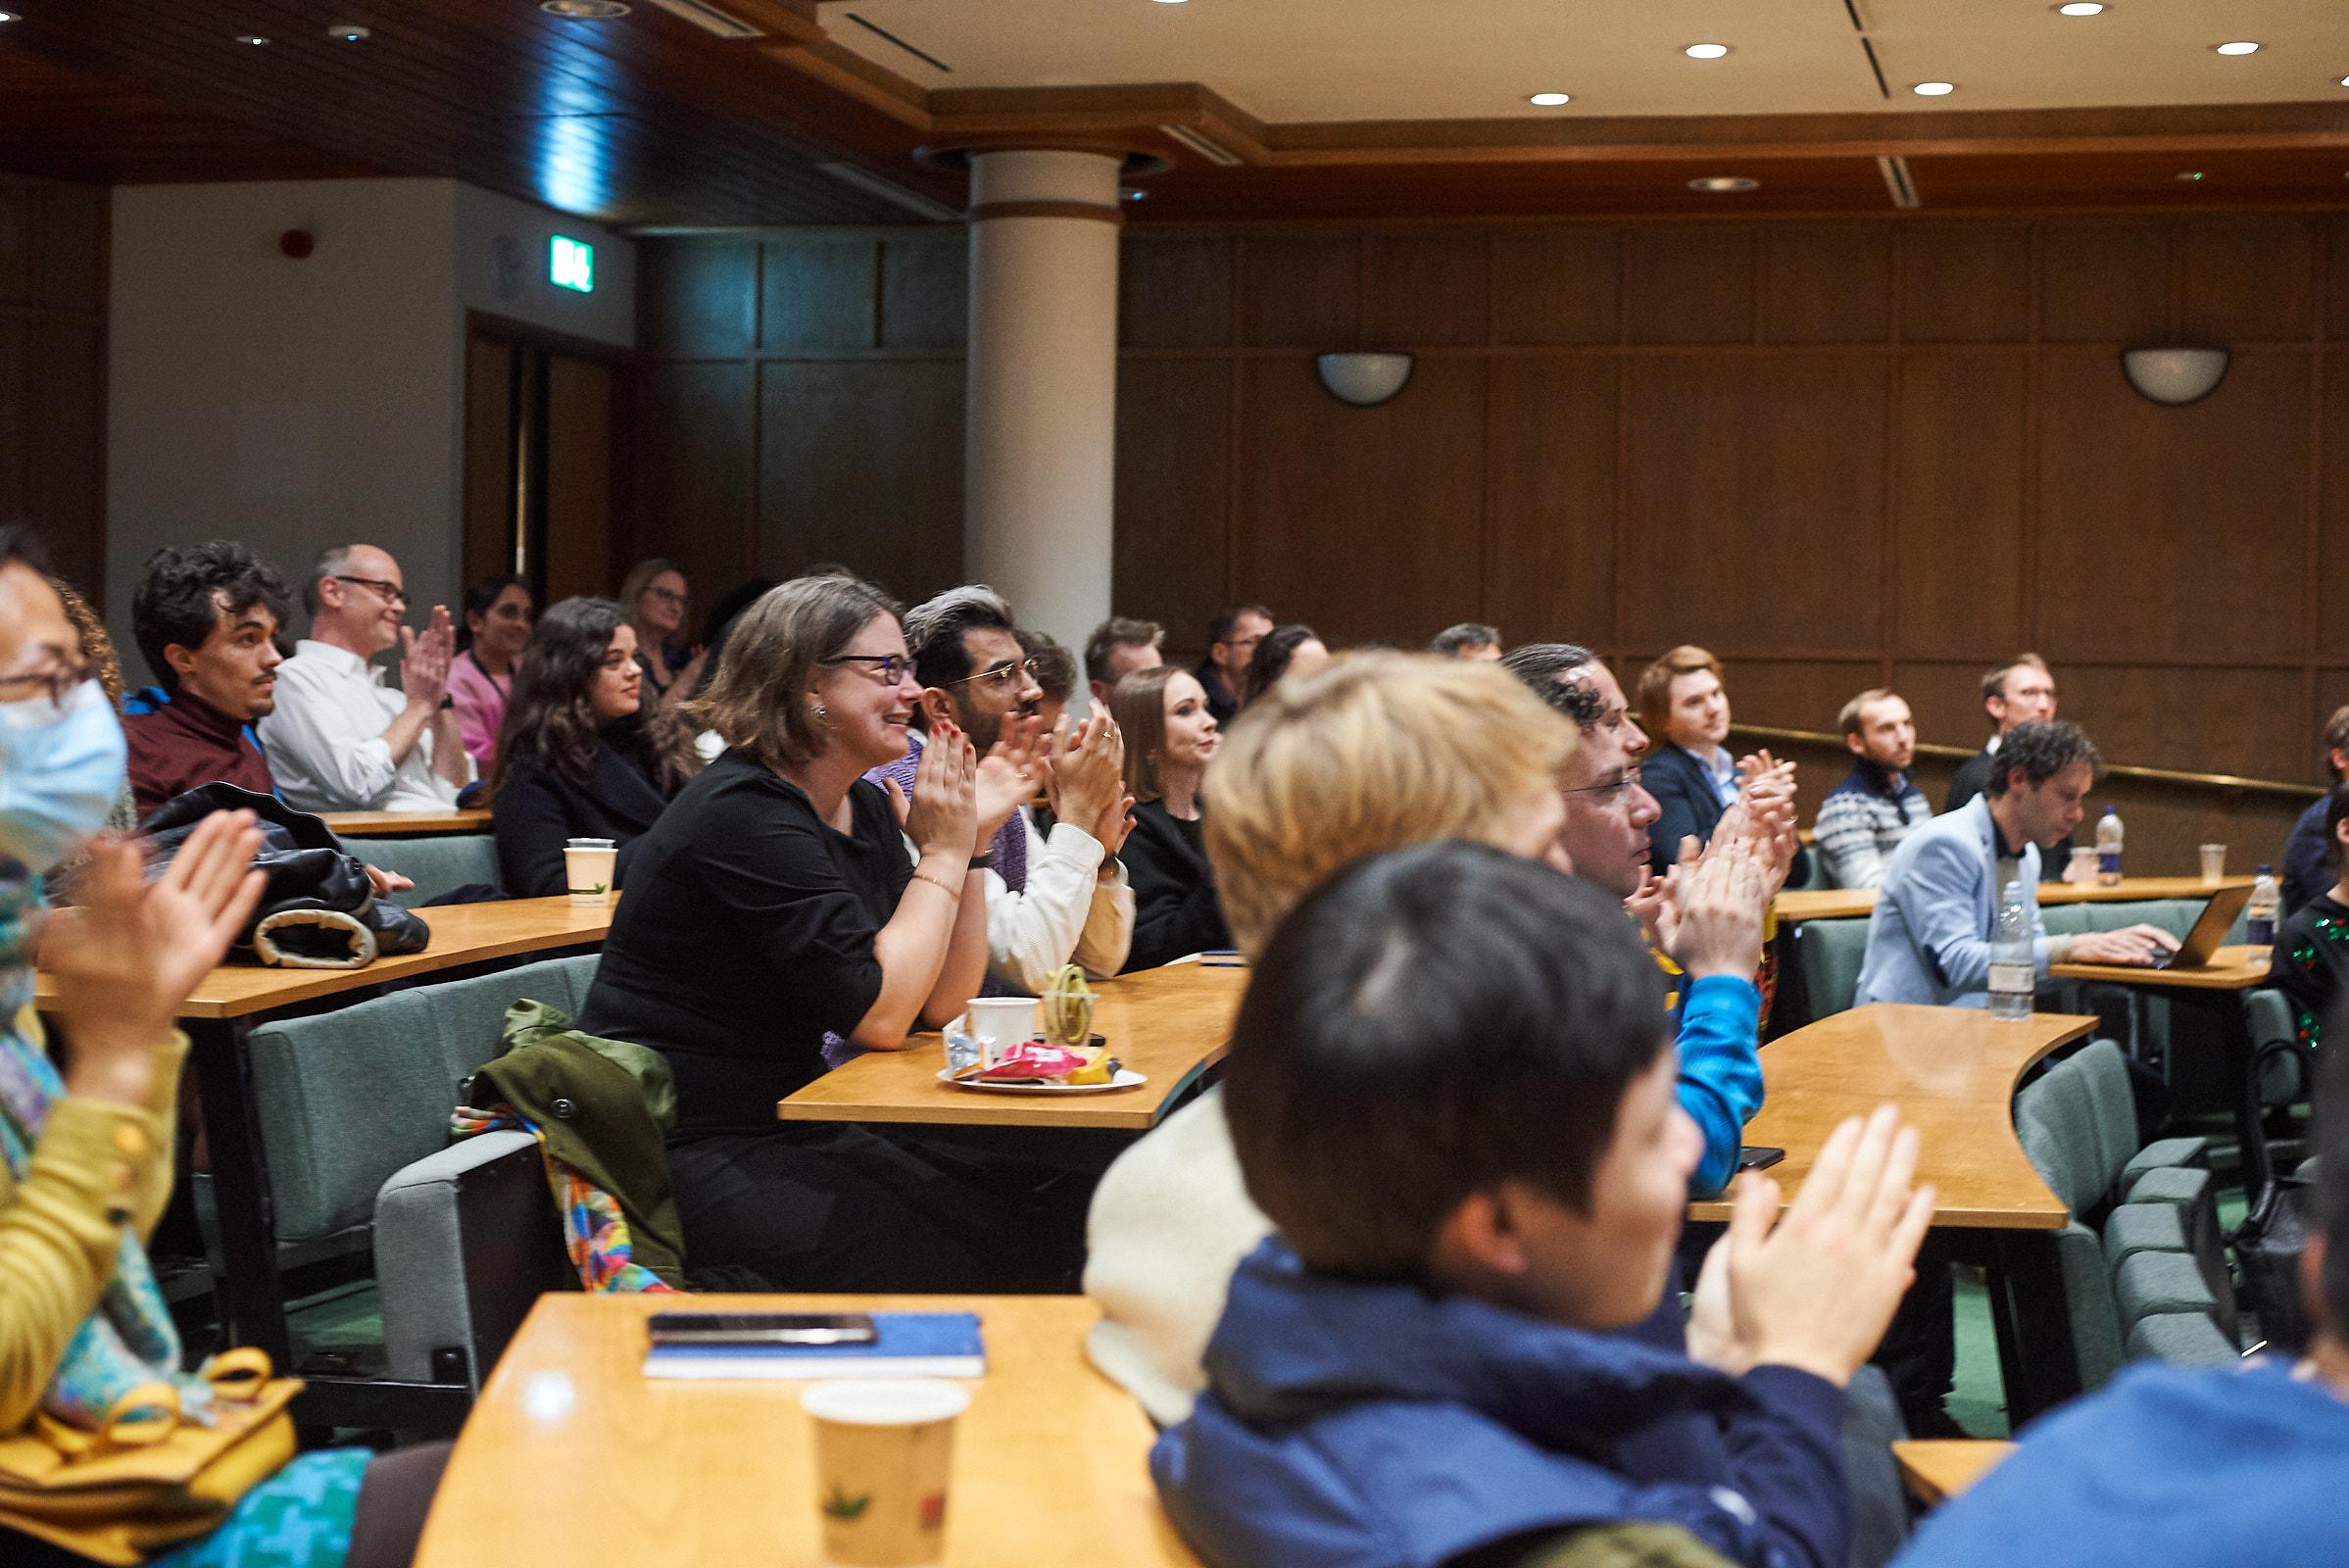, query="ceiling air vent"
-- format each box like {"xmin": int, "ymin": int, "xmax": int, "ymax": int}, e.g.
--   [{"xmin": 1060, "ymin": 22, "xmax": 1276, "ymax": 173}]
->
[{"xmin": 642, "ymin": 0, "xmax": 761, "ymax": 39}]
